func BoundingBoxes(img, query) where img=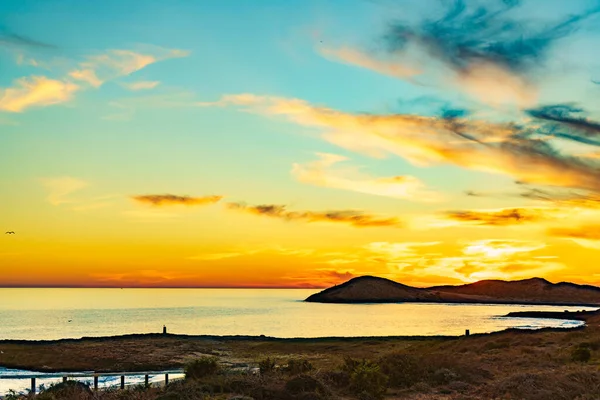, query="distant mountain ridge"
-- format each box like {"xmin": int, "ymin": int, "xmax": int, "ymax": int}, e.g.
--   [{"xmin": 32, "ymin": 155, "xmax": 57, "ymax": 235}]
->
[{"xmin": 305, "ymin": 276, "xmax": 600, "ymax": 306}]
